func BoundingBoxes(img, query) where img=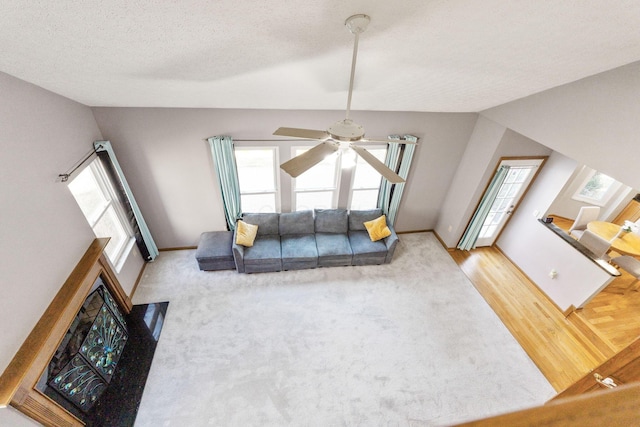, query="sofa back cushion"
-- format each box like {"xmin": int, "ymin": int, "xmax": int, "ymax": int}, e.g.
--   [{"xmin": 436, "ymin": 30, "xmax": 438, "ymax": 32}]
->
[
  {"xmin": 243, "ymin": 212, "xmax": 280, "ymax": 236},
  {"xmin": 315, "ymin": 209, "xmax": 348, "ymax": 234},
  {"xmin": 280, "ymin": 210, "xmax": 314, "ymax": 235},
  {"xmin": 349, "ymin": 209, "xmax": 384, "ymax": 231}
]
